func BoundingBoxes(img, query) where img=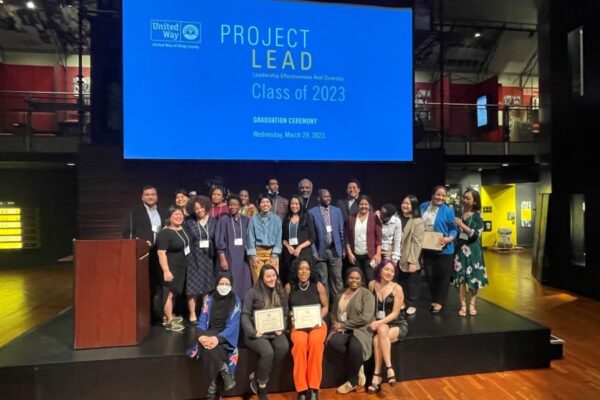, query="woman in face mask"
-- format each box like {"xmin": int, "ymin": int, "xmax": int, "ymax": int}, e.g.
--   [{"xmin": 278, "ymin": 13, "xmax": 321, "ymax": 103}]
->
[{"xmin": 186, "ymin": 273, "xmax": 241, "ymax": 400}]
